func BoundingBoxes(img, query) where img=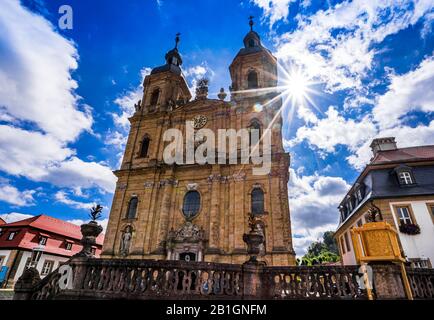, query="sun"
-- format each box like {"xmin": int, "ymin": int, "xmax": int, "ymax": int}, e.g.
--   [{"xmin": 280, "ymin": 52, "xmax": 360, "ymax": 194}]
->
[{"xmin": 283, "ymin": 69, "xmax": 310, "ymax": 103}]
